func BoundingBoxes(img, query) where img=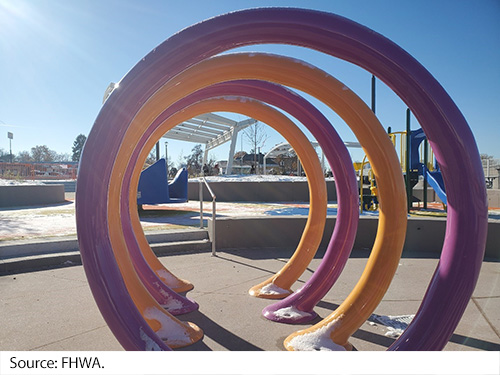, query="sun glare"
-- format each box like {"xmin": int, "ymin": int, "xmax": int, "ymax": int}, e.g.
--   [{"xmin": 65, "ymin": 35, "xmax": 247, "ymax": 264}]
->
[
  {"xmin": 0, "ymin": 0, "xmax": 32, "ymax": 26},
  {"xmin": 0, "ymin": 0, "xmax": 70, "ymax": 57},
  {"xmin": 0, "ymin": 0, "xmax": 43, "ymax": 50}
]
